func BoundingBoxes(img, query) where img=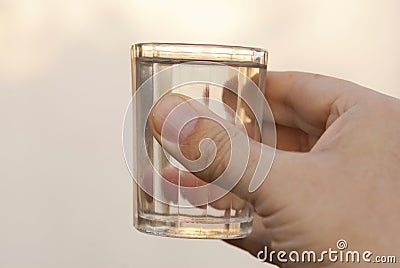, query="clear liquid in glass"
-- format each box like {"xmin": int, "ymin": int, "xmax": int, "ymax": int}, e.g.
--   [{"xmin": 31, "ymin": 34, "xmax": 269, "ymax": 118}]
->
[{"xmin": 132, "ymin": 57, "xmax": 265, "ymax": 239}]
